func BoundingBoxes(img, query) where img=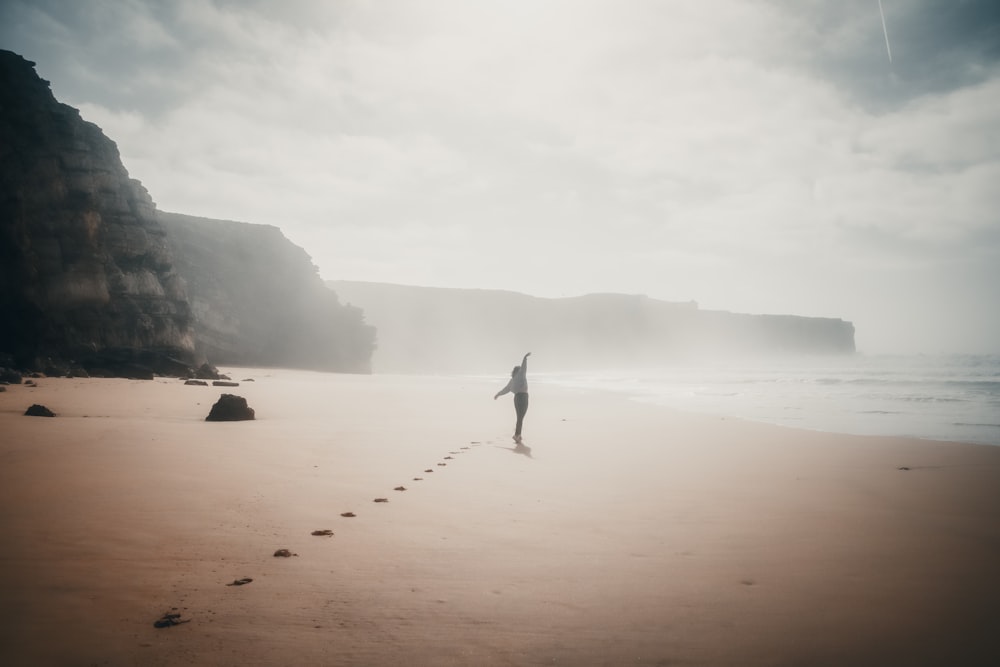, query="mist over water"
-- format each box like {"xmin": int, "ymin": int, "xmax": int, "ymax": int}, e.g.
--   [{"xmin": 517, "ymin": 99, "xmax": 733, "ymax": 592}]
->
[{"xmin": 537, "ymin": 354, "xmax": 1000, "ymax": 446}]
